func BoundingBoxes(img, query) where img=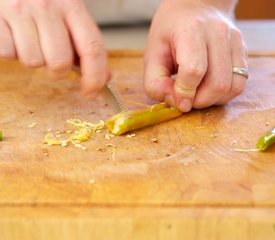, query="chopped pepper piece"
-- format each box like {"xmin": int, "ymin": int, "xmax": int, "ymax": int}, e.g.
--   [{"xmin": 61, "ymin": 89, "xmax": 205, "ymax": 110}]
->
[
  {"xmin": 256, "ymin": 127, "xmax": 275, "ymax": 151},
  {"xmin": 0, "ymin": 130, "xmax": 2, "ymax": 141},
  {"xmin": 106, "ymin": 102, "xmax": 182, "ymax": 135}
]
